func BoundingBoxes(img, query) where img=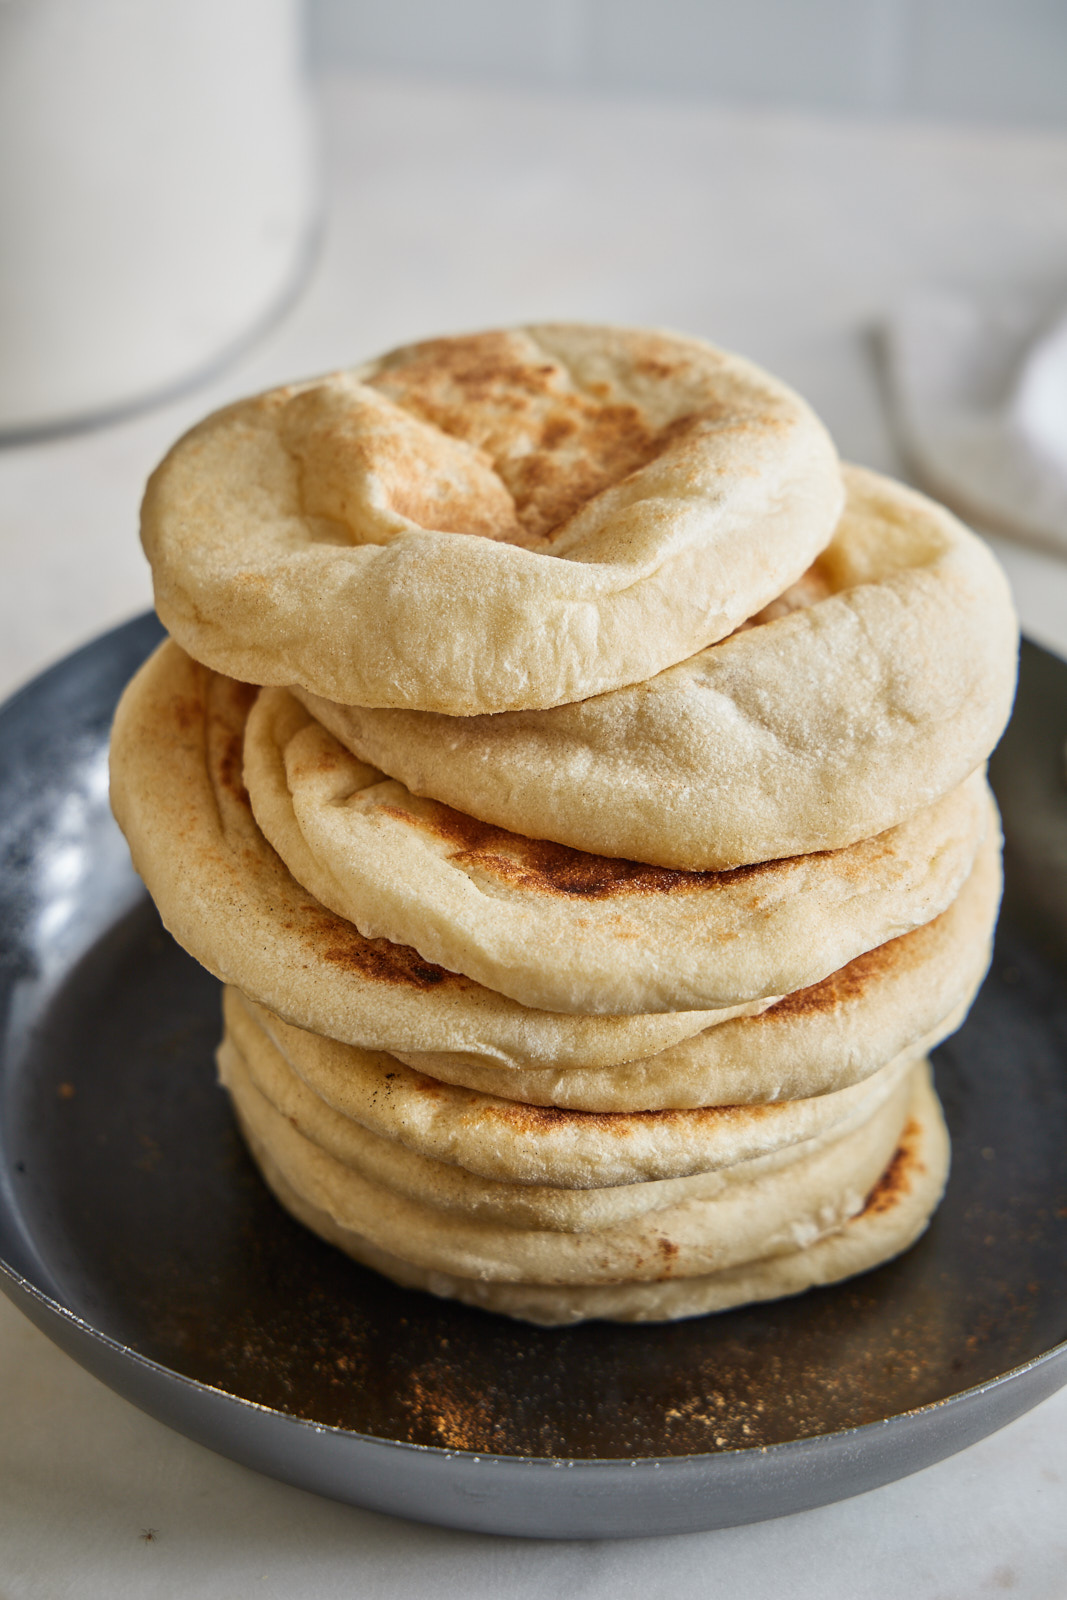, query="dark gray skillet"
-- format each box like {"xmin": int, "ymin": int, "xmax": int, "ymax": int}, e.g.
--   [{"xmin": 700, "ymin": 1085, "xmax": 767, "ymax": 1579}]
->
[{"xmin": 0, "ymin": 616, "xmax": 1065, "ymax": 1539}]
